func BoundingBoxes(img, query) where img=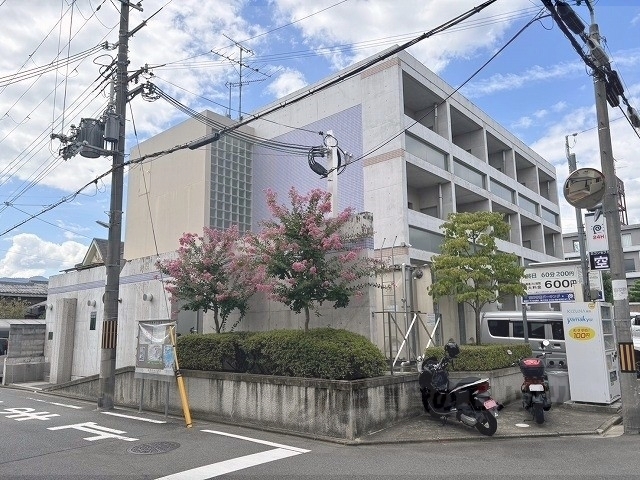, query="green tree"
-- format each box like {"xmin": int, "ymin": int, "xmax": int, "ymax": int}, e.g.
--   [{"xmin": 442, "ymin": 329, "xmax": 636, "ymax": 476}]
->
[
  {"xmin": 0, "ymin": 298, "xmax": 30, "ymax": 319},
  {"xmin": 247, "ymin": 187, "xmax": 385, "ymax": 331},
  {"xmin": 627, "ymin": 278, "xmax": 640, "ymax": 303},
  {"xmin": 428, "ymin": 211, "xmax": 526, "ymax": 344}
]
